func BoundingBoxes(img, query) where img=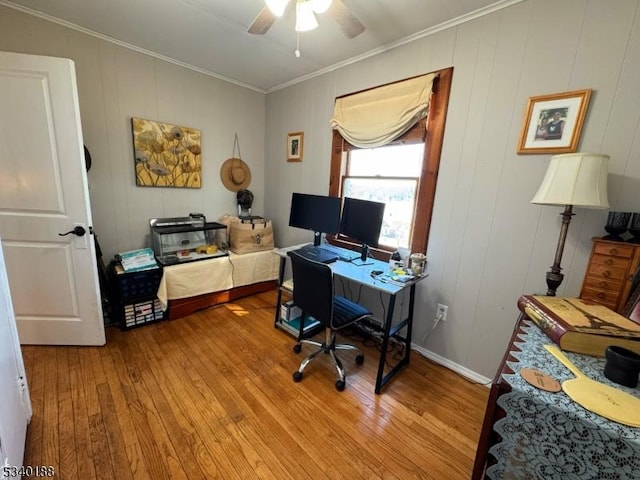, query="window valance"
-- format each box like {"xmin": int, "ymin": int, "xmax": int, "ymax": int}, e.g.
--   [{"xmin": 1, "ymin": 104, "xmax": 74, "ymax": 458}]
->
[{"xmin": 329, "ymin": 73, "xmax": 436, "ymax": 148}]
